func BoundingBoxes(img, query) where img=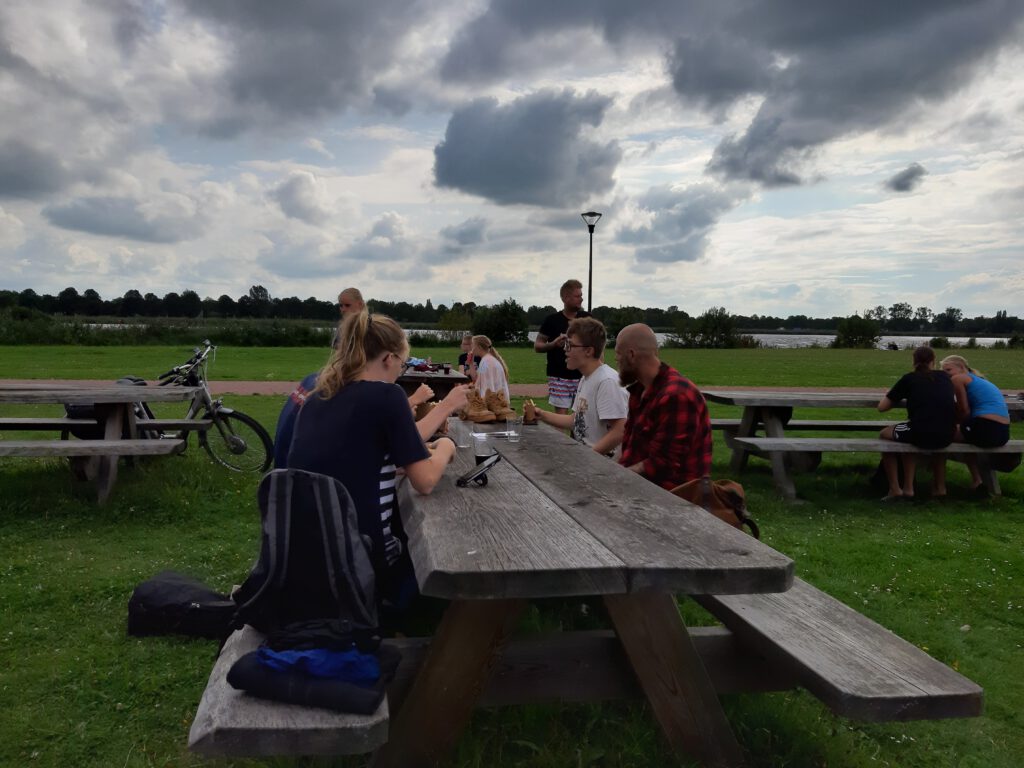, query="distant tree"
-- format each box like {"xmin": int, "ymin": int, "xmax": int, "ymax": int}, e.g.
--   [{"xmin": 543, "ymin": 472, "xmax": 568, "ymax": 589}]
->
[
  {"xmin": 605, "ymin": 306, "xmax": 645, "ymax": 338},
  {"xmin": 472, "ymin": 298, "xmax": 529, "ymax": 344},
  {"xmin": 831, "ymin": 315, "xmax": 881, "ymax": 348},
  {"xmin": 933, "ymin": 306, "xmax": 962, "ymax": 332},
  {"xmin": 216, "ymin": 294, "xmax": 237, "ymax": 317},
  {"xmin": 0, "ymin": 290, "xmax": 17, "ymax": 309},
  {"xmin": 247, "ymin": 285, "xmax": 272, "ymax": 318},
  {"xmin": 121, "ymin": 289, "xmax": 144, "ymax": 316},
  {"xmin": 81, "ymin": 288, "xmax": 104, "ymax": 315},
  {"xmin": 57, "ymin": 286, "xmax": 80, "ymax": 315},
  {"xmin": 887, "ymin": 302, "xmax": 913, "ymax": 331},
  {"xmin": 180, "ymin": 290, "xmax": 202, "ymax": 317},
  {"xmin": 913, "ymin": 306, "xmax": 933, "ymax": 327},
  {"xmin": 438, "ymin": 309, "xmax": 472, "ymax": 334},
  {"xmin": 669, "ymin": 307, "xmax": 758, "ymax": 349},
  {"xmin": 142, "ymin": 293, "xmax": 162, "ymax": 316}
]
